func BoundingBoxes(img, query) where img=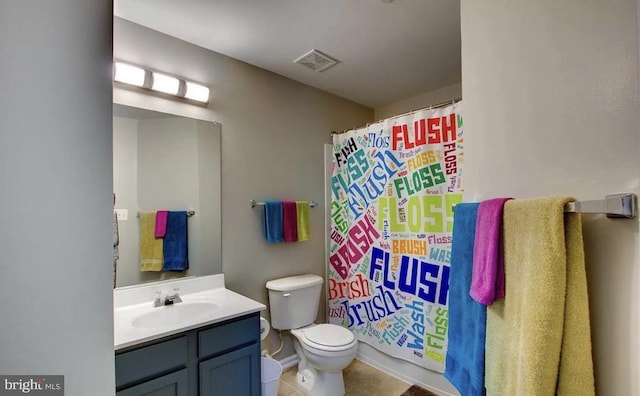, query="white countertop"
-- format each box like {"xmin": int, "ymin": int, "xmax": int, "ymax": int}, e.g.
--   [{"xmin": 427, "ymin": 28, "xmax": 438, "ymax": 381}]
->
[{"xmin": 114, "ymin": 274, "xmax": 266, "ymax": 351}]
